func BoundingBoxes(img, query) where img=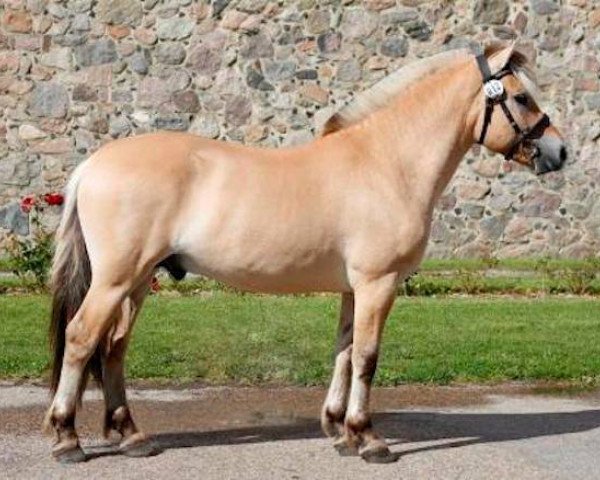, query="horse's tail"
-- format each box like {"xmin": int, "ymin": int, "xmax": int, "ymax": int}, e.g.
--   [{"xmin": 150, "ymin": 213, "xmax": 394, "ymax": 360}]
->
[{"xmin": 49, "ymin": 162, "xmax": 99, "ymax": 402}]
